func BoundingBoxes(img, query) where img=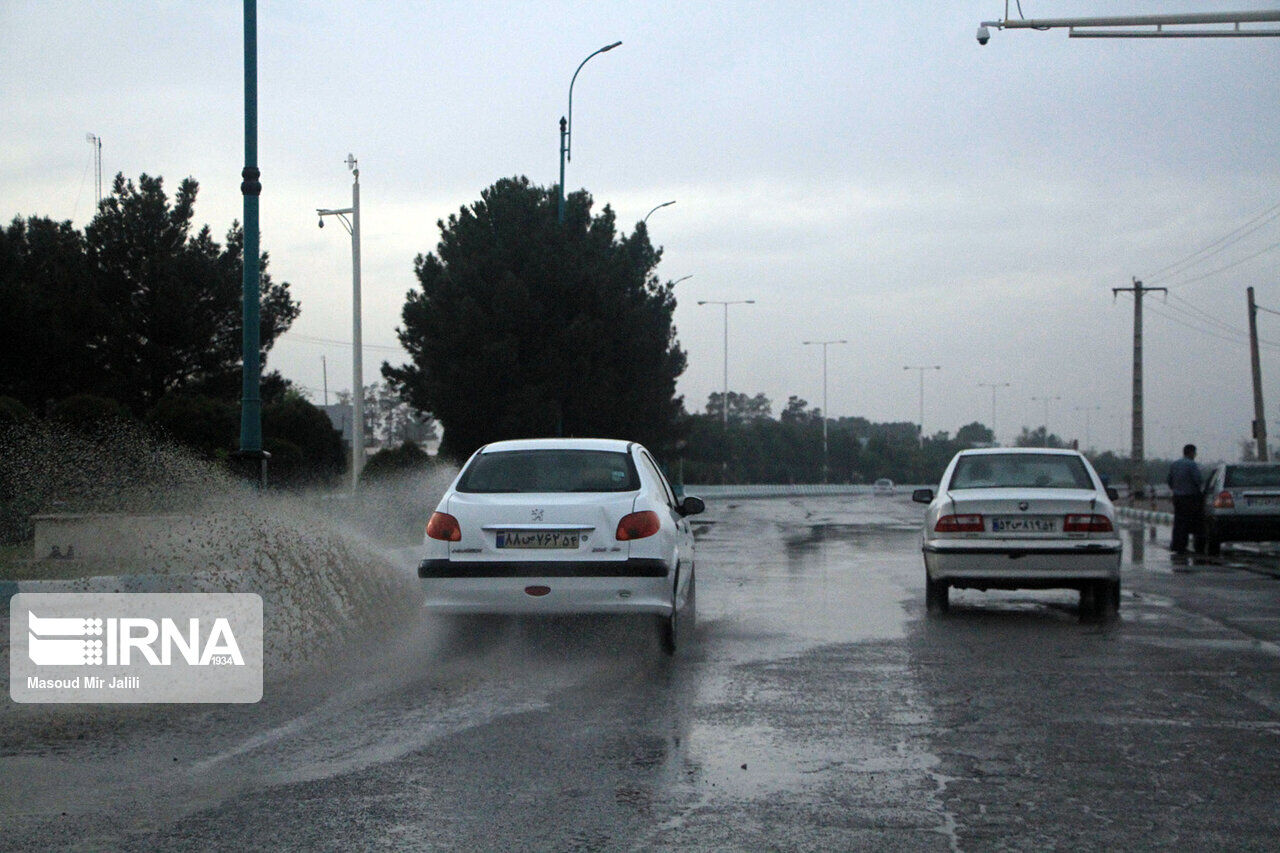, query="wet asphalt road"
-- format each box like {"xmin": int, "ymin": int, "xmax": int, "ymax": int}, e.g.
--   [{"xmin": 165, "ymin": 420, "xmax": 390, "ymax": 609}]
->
[{"xmin": 3, "ymin": 493, "xmax": 1280, "ymax": 851}]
